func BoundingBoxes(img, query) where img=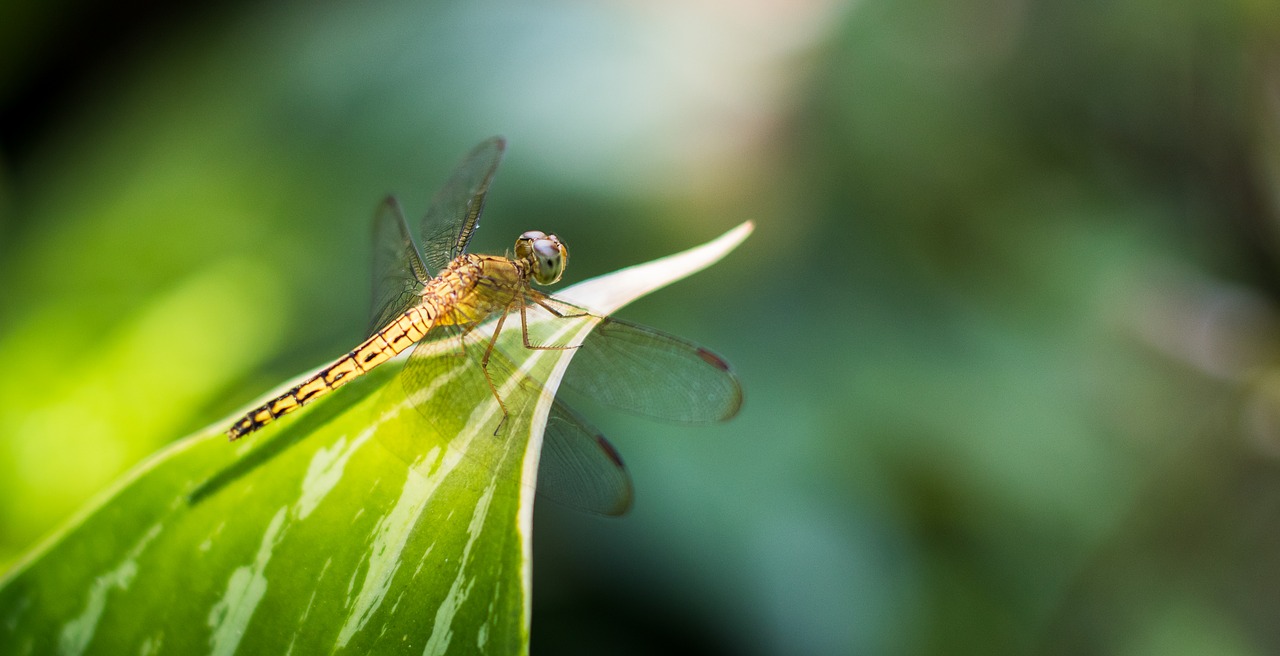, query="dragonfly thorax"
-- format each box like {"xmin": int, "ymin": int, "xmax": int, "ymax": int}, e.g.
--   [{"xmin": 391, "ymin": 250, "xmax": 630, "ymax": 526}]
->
[{"xmin": 515, "ymin": 231, "xmax": 568, "ymax": 286}]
